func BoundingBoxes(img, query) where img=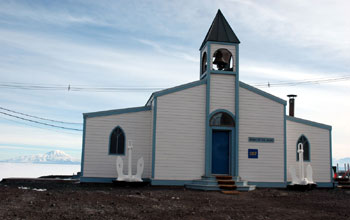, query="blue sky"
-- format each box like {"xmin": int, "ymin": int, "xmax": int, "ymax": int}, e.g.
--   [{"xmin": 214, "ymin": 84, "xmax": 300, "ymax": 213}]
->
[{"xmin": 0, "ymin": 0, "xmax": 349, "ymax": 160}]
